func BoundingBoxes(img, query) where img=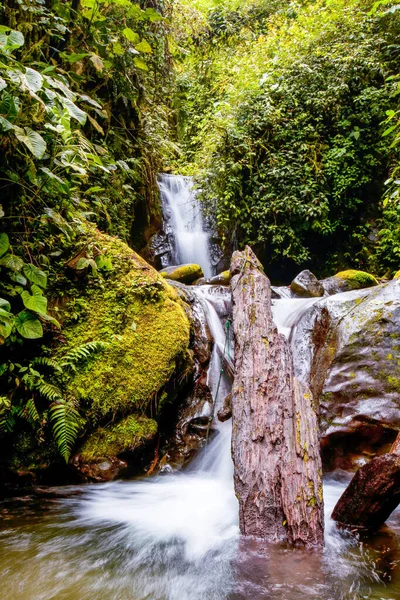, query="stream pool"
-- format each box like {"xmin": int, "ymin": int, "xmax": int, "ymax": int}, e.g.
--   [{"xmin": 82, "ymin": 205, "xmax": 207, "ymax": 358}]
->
[{"xmin": 0, "ymin": 472, "xmax": 399, "ymax": 600}]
